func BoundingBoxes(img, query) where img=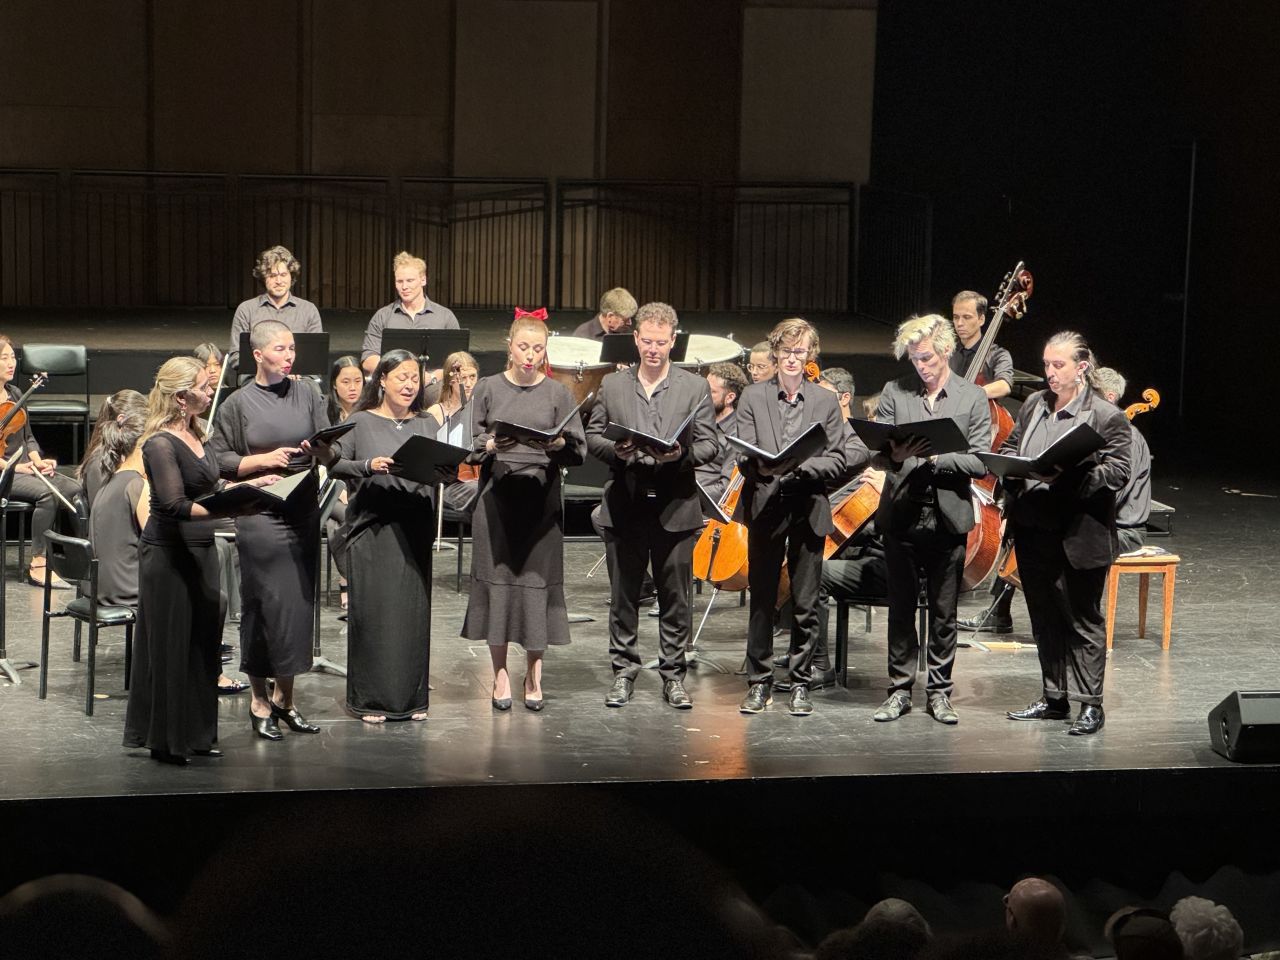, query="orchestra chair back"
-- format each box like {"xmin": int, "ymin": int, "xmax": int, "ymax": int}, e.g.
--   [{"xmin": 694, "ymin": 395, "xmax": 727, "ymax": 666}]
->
[
  {"xmin": 831, "ymin": 582, "xmax": 928, "ymax": 688},
  {"xmin": 18, "ymin": 343, "xmax": 92, "ymax": 461},
  {"xmin": 38, "ymin": 530, "xmax": 135, "ymax": 716}
]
